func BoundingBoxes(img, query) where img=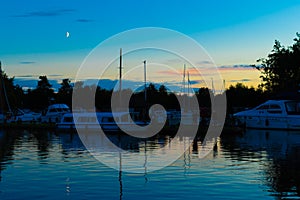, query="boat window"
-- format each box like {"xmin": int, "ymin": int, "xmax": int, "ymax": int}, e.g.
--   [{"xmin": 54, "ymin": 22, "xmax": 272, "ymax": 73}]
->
[
  {"xmin": 269, "ymin": 104, "xmax": 281, "ymax": 109},
  {"xmin": 285, "ymin": 101, "xmax": 300, "ymax": 115},
  {"xmin": 267, "ymin": 104, "xmax": 282, "ymax": 114},
  {"xmin": 102, "ymin": 117, "xmax": 115, "ymax": 123},
  {"xmin": 267, "ymin": 110, "xmax": 282, "ymax": 114},
  {"xmin": 78, "ymin": 117, "xmax": 96, "ymax": 122},
  {"xmin": 63, "ymin": 117, "xmax": 73, "ymax": 122},
  {"xmin": 49, "ymin": 108, "xmax": 56, "ymax": 113},
  {"xmin": 256, "ymin": 105, "xmax": 269, "ymax": 110}
]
